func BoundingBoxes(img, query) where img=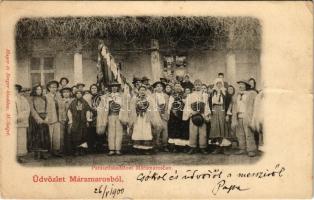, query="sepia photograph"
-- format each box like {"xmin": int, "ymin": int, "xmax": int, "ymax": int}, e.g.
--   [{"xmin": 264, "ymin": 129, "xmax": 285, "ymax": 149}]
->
[
  {"xmin": 15, "ymin": 16, "xmax": 263, "ymax": 166},
  {"xmin": 1, "ymin": 1, "xmax": 312, "ymax": 199}
]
